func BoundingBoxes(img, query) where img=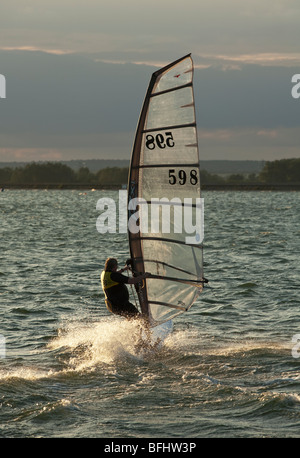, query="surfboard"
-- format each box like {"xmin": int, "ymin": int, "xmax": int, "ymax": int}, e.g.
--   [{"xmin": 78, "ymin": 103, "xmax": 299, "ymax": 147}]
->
[
  {"xmin": 137, "ymin": 319, "xmax": 173, "ymax": 350},
  {"xmin": 148, "ymin": 319, "xmax": 173, "ymax": 346}
]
